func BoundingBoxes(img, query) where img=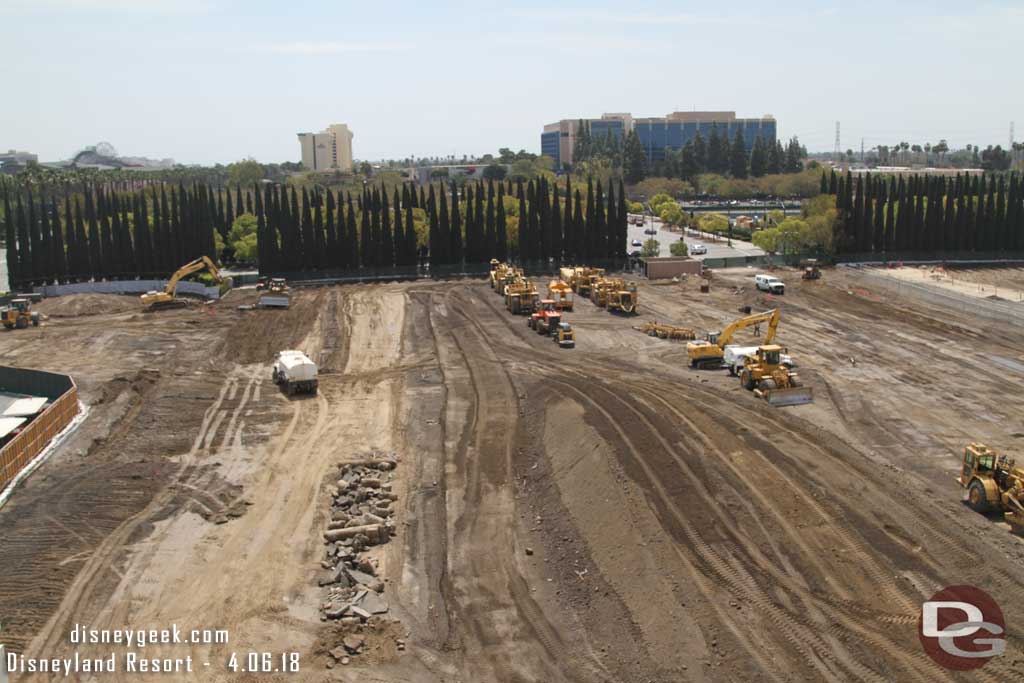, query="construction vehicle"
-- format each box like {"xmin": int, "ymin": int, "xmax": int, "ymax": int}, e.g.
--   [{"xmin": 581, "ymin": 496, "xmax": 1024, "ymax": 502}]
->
[
  {"xmin": 272, "ymin": 350, "xmax": 318, "ymax": 396},
  {"xmin": 801, "ymin": 259, "xmax": 821, "ymax": 281},
  {"xmin": 635, "ymin": 321, "xmax": 696, "ymax": 341},
  {"xmin": 498, "ymin": 267, "xmax": 523, "ymax": 296},
  {"xmin": 724, "ymin": 345, "xmax": 794, "ymax": 376},
  {"xmin": 738, "ymin": 345, "xmax": 813, "ymax": 406},
  {"xmin": 573, "ymin": 267, "xmax": 605, "ymax": 297},
  {"xmin": 958, "ymin": 443, "xmax": 1024, "ymax": 529},
  {"xmin": 529, "ymin": 299, "xmax": 561, "ymax": 335},
  {"xmin": 141, "ymin": 256, "xmax": 223, "ymax": 309},
  {"xmin": 490, "ymin": 260, "xmax": 511, "ymax": 290},
  {"xmin": 686, "ymin": 308, "xmax": 780, "ymax": 369},
  {"xmin": 607, "ymin": 281, "xmax": 638, "ymax": 315},
  {"xmin": 505, "ymin": 278, "xmax": 539, "ymax": 315},
  {"xmin": 590, "ymin": 277, "xmax": 616, "ymax": 307},
  {"xmin": 1, "ymin": 299, "xmax": 40, "ymax": 330},
  {"xmin": 258, "ymin": 278, "xmax": 290, "ymax": 308},
  {"xmin": 559, "ymin": 267, "xmax": 579, "ymax": 290},
  {"xmin": 547, "ymin": 280, "xmax": 574, "ymax": 311},
  {"xmin": 553, "ymin": 322, "xmax": 575, "ymax": 348}
]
